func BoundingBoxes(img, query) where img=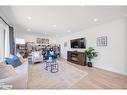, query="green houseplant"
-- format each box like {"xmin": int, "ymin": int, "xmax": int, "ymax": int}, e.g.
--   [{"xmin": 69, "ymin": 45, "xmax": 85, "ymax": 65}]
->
[{"xmin": 84, "ymin": 47, "xmax": 98, "ymax": 67}]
